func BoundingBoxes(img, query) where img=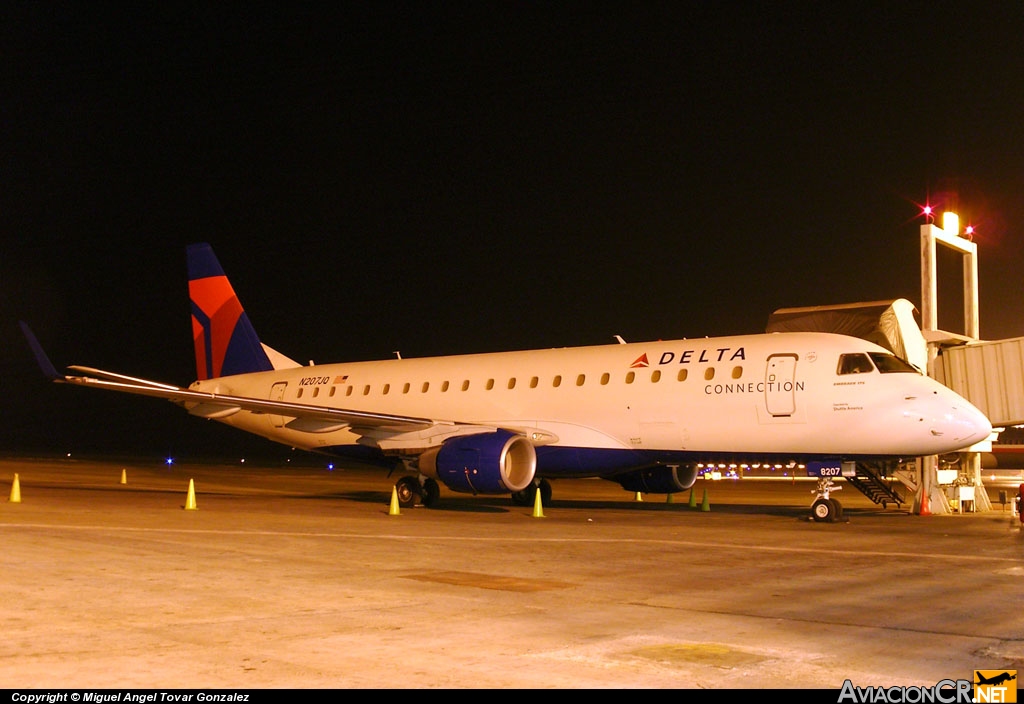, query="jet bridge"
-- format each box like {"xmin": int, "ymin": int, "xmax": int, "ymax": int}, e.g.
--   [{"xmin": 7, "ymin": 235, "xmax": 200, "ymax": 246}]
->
[
  {"xmin": 767, "ymin": 298, "xmax": 928, "ymax": 372},
  {"xmin": 767, "ymin": 297, "xmax": 1019, "ymax": 514},
  {"xmin": 936, "ymin": 337, "xmax": 1024, "ymax": 429}
]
